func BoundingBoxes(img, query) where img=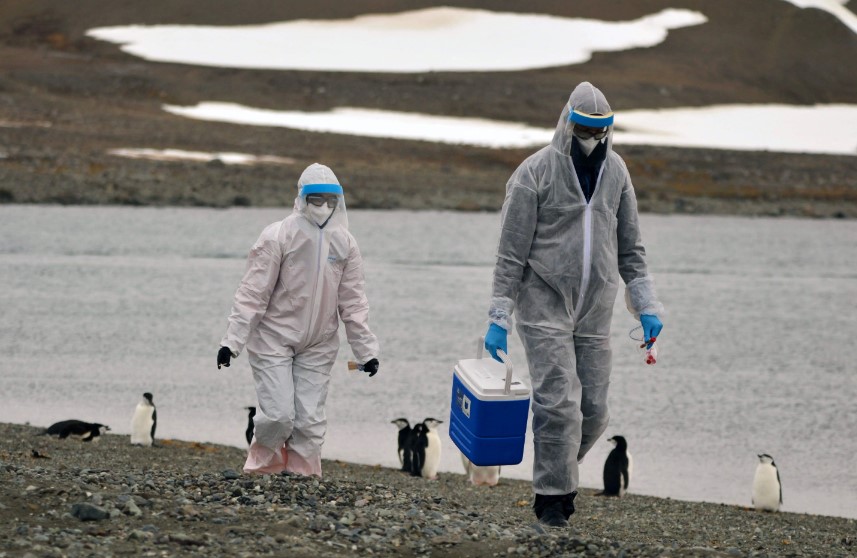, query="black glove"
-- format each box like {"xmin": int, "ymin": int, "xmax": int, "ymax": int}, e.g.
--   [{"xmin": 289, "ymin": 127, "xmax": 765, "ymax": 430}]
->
[
  {"xmin": 217, "ymin": 346, "xmax": 233, "ymax": 369},
  {"xmin": 362, "ymin": 358, "xmax": 379, "ymax": 377}
]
